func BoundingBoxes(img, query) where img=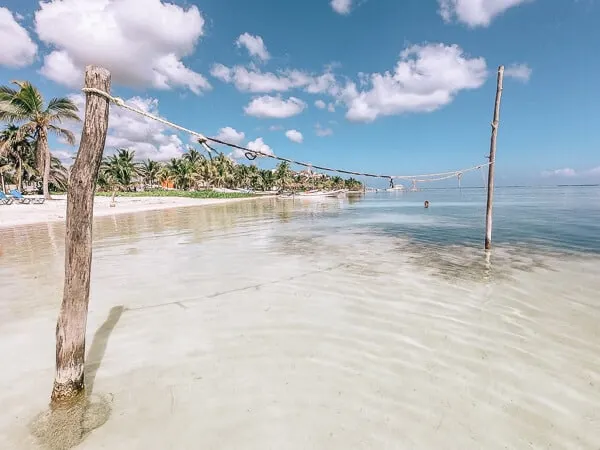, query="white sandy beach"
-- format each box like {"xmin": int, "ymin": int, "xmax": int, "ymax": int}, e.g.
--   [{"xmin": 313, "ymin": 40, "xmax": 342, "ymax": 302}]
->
[{"xmin": 0, "ymin": 194, "xmax": 263, "ymax": 229}]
